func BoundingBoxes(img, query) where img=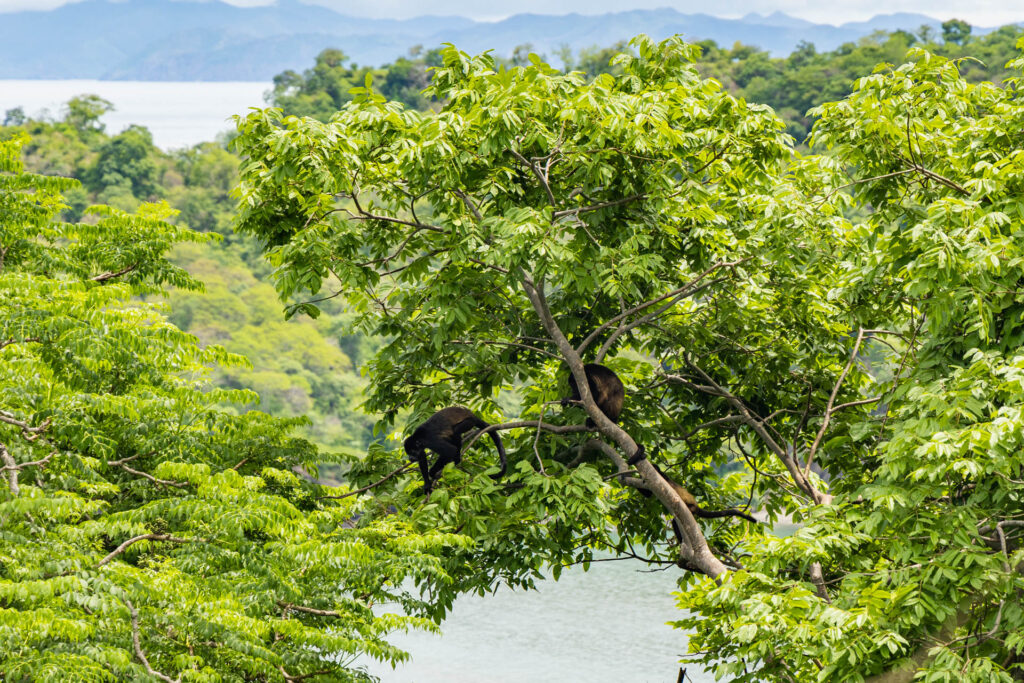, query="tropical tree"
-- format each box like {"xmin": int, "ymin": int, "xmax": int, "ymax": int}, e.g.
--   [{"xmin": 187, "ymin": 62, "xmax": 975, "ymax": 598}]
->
[
  {"xmin": 233, "ymin": 35, "xmax": 1024, "ymax": 682},
  {"xmin": 0, "ymin": 133, "xmax": 462, "ymax": 681}
]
